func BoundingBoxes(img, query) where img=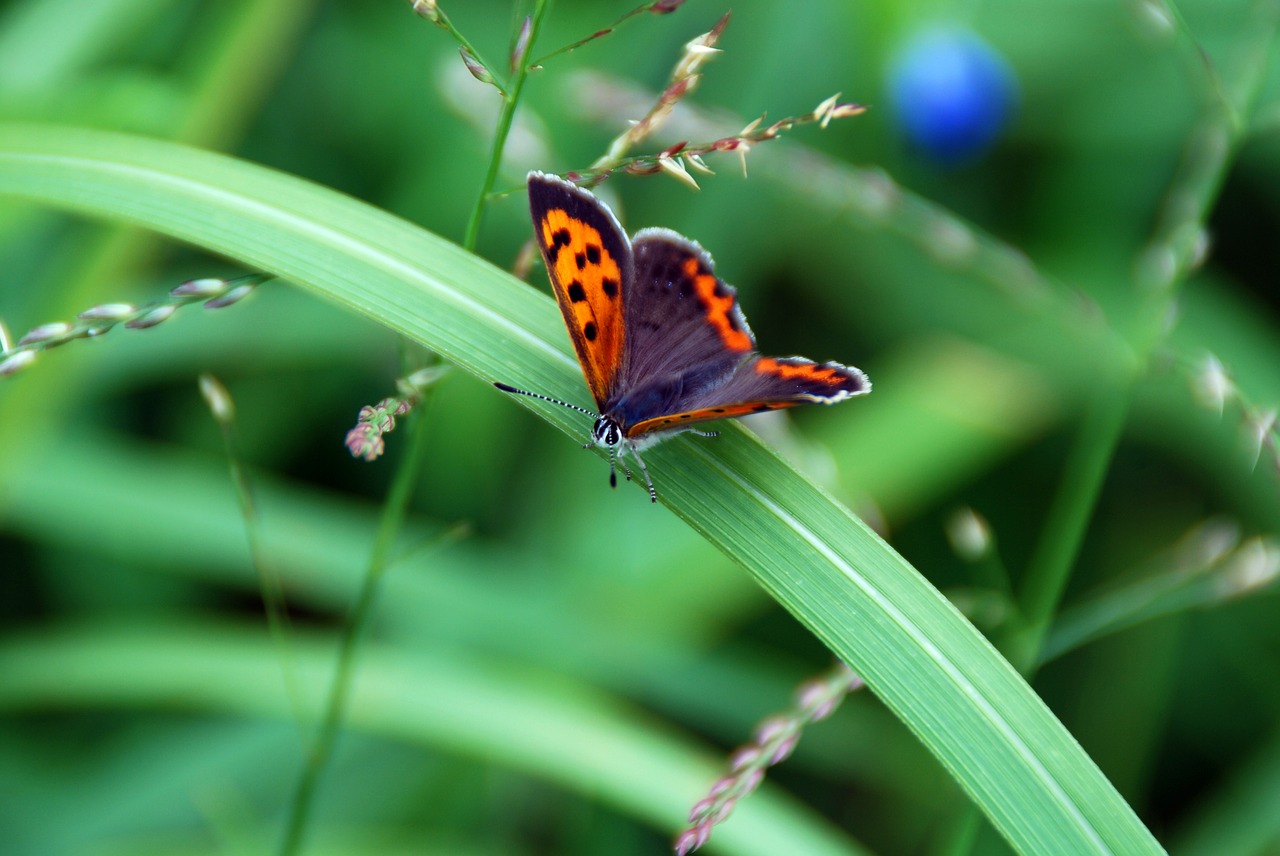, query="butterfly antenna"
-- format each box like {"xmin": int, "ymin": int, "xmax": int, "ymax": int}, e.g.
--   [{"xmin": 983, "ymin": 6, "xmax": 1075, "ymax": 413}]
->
[
  {"xmin": 628, "ymin": 443, "xmax": 658, "ymax": 504},
  {"xmin": 493, "ymin": 382, "xmax": 597, "ymax": 417},
  {"xmin": 608, "ymin": 447, "xmax": 618, "ymax": 489}
]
